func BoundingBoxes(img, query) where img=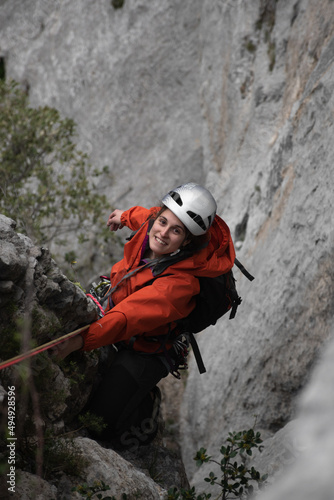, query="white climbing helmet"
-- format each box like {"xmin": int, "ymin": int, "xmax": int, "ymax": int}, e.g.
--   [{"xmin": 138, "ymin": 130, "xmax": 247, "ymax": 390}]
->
[{"xmin": 162, "ymin": 183, "xmax": 217, "ymax": 236}]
